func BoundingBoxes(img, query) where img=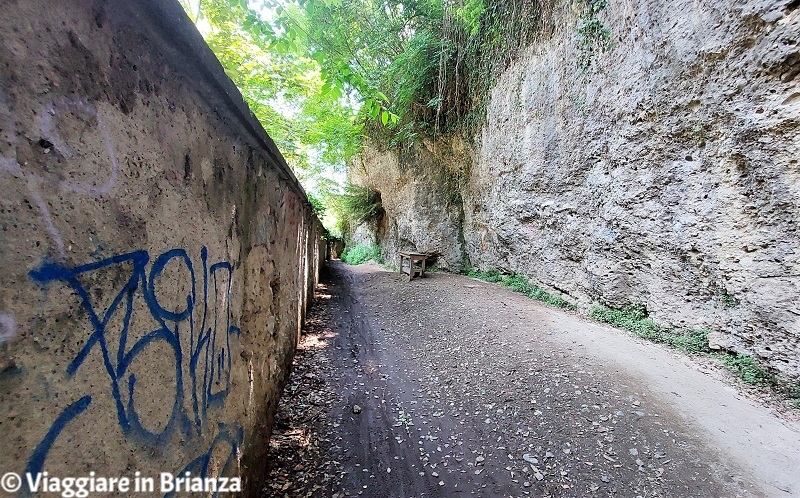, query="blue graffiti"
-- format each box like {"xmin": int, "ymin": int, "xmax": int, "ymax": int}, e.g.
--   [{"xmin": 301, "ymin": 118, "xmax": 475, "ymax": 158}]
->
[
  {"xmin": 26, "ymin": 246, "xmax": 242, "ymax": 487},
  {"xmin": 165, "ymin": 422, "xmax": 244, "ymax": 498},
  {"xmin": 24, "ymin": 396, "xmax": 92, "ymax": 483}
]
